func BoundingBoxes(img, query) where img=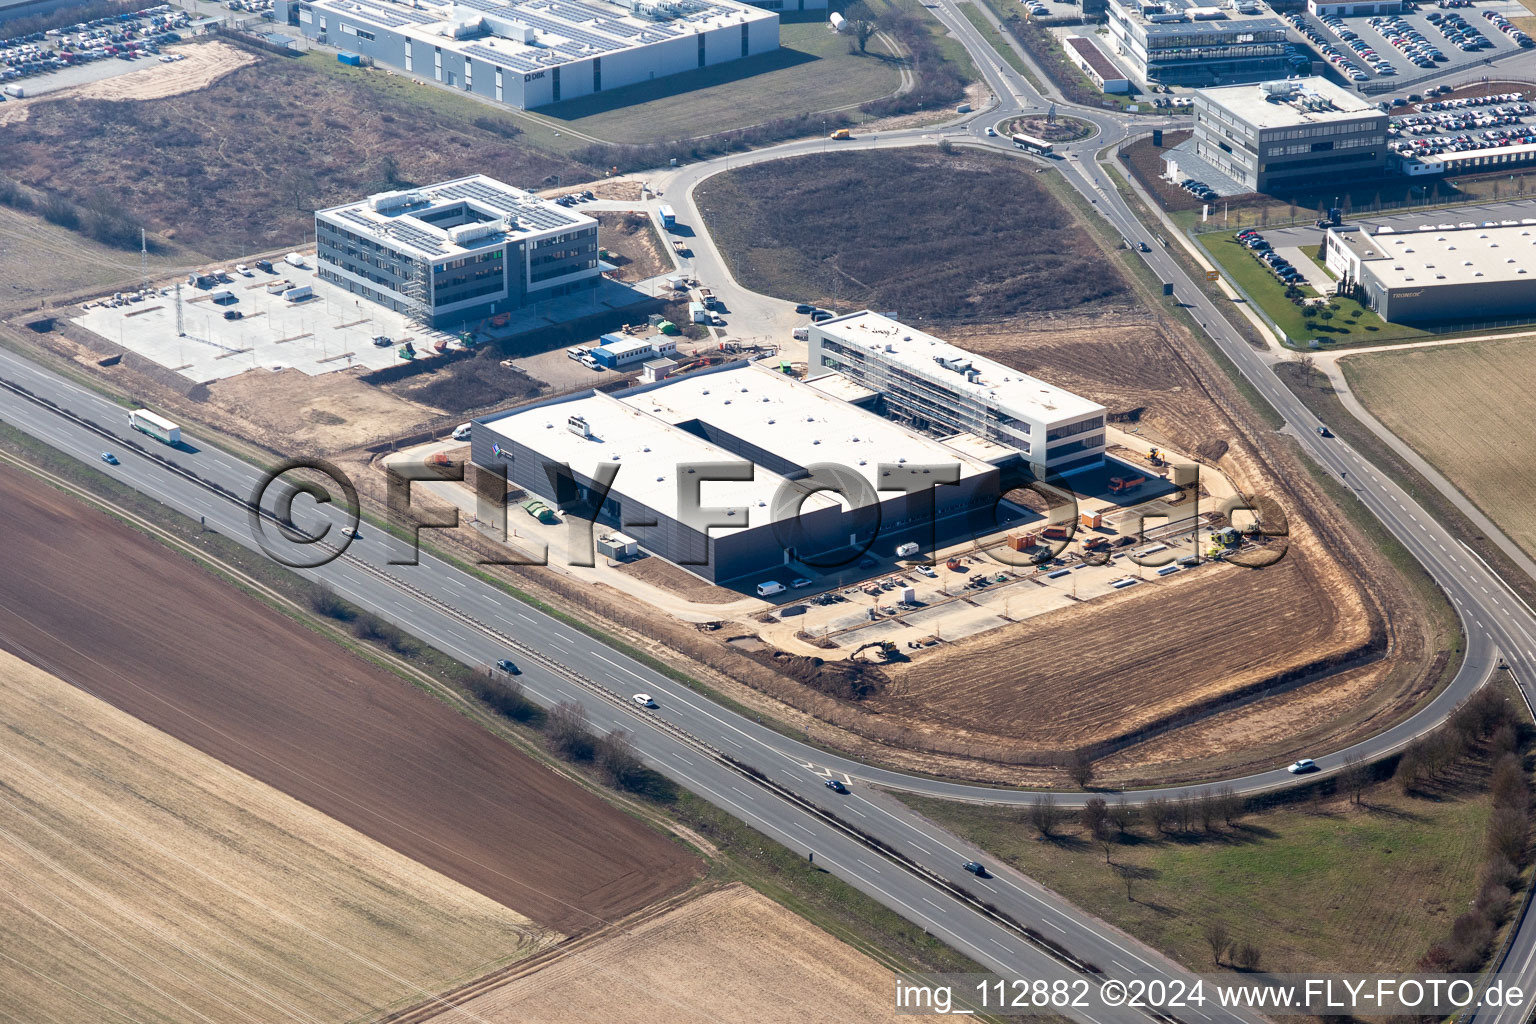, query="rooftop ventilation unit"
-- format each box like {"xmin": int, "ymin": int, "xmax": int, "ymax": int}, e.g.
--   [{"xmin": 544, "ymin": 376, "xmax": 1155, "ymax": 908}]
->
[
  {"xmin": 567, "ymin": 414, "xmax": 592, "ymax": 438},
  {"xmin": 368, "ymin": 189, "xmax": 424, "ymax": 212}
]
